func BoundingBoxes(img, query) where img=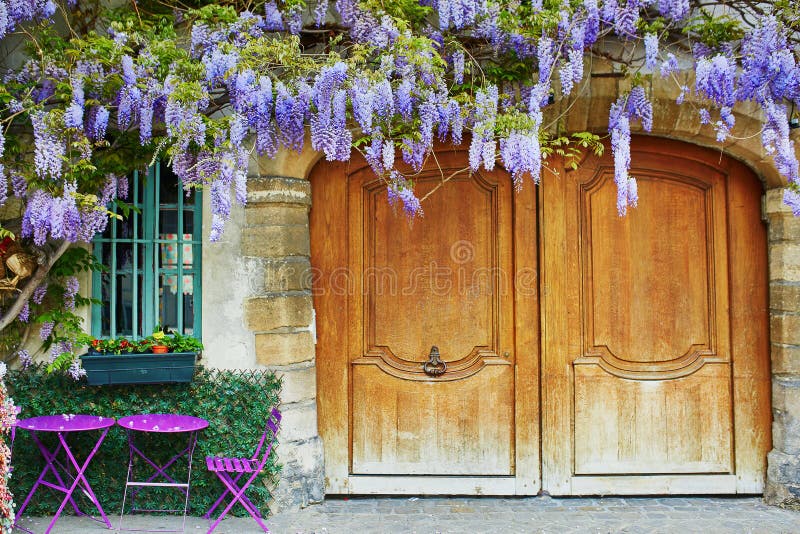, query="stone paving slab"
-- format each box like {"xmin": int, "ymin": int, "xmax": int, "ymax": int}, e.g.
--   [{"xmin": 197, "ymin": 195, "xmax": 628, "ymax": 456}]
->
[{"xmin": 15, "ymin": 496, "xmax": 800, "ymax": 534}]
